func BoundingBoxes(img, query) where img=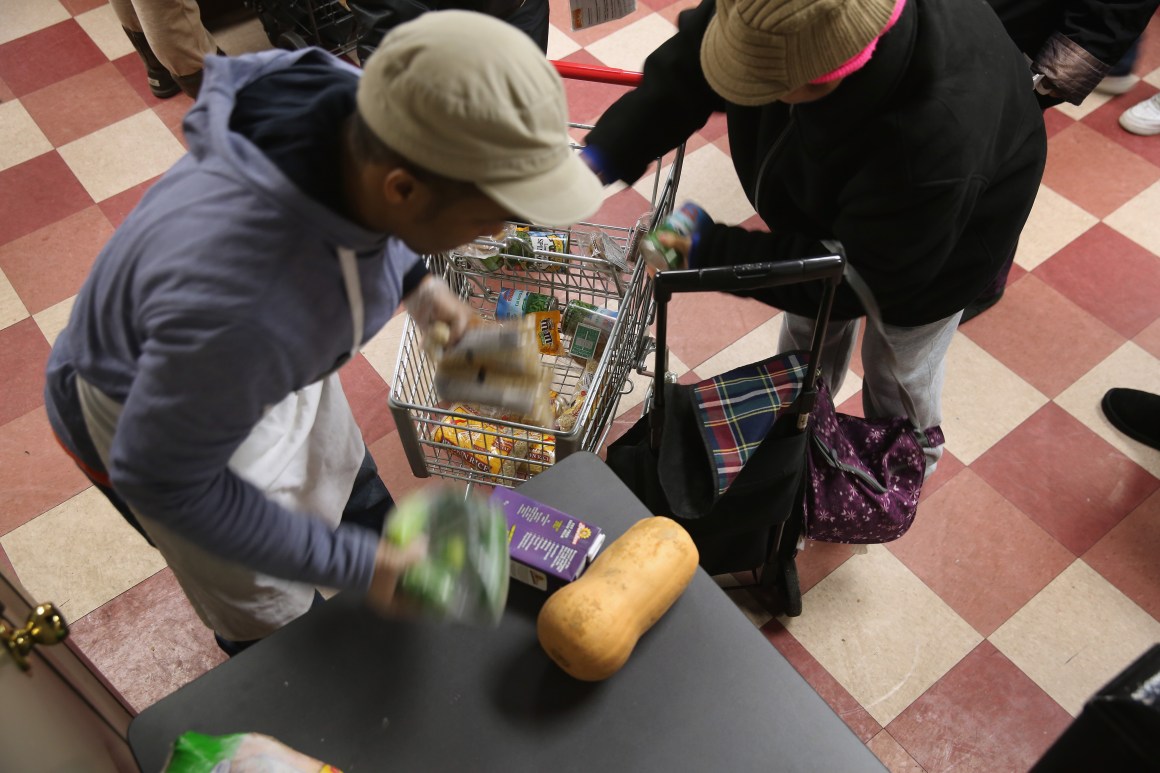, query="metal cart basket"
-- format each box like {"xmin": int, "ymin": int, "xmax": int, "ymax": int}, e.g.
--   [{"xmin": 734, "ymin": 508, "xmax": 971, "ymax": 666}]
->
[{"xmin": 388, "ymin": 62, "xmax": 683, "ymax": 488}]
